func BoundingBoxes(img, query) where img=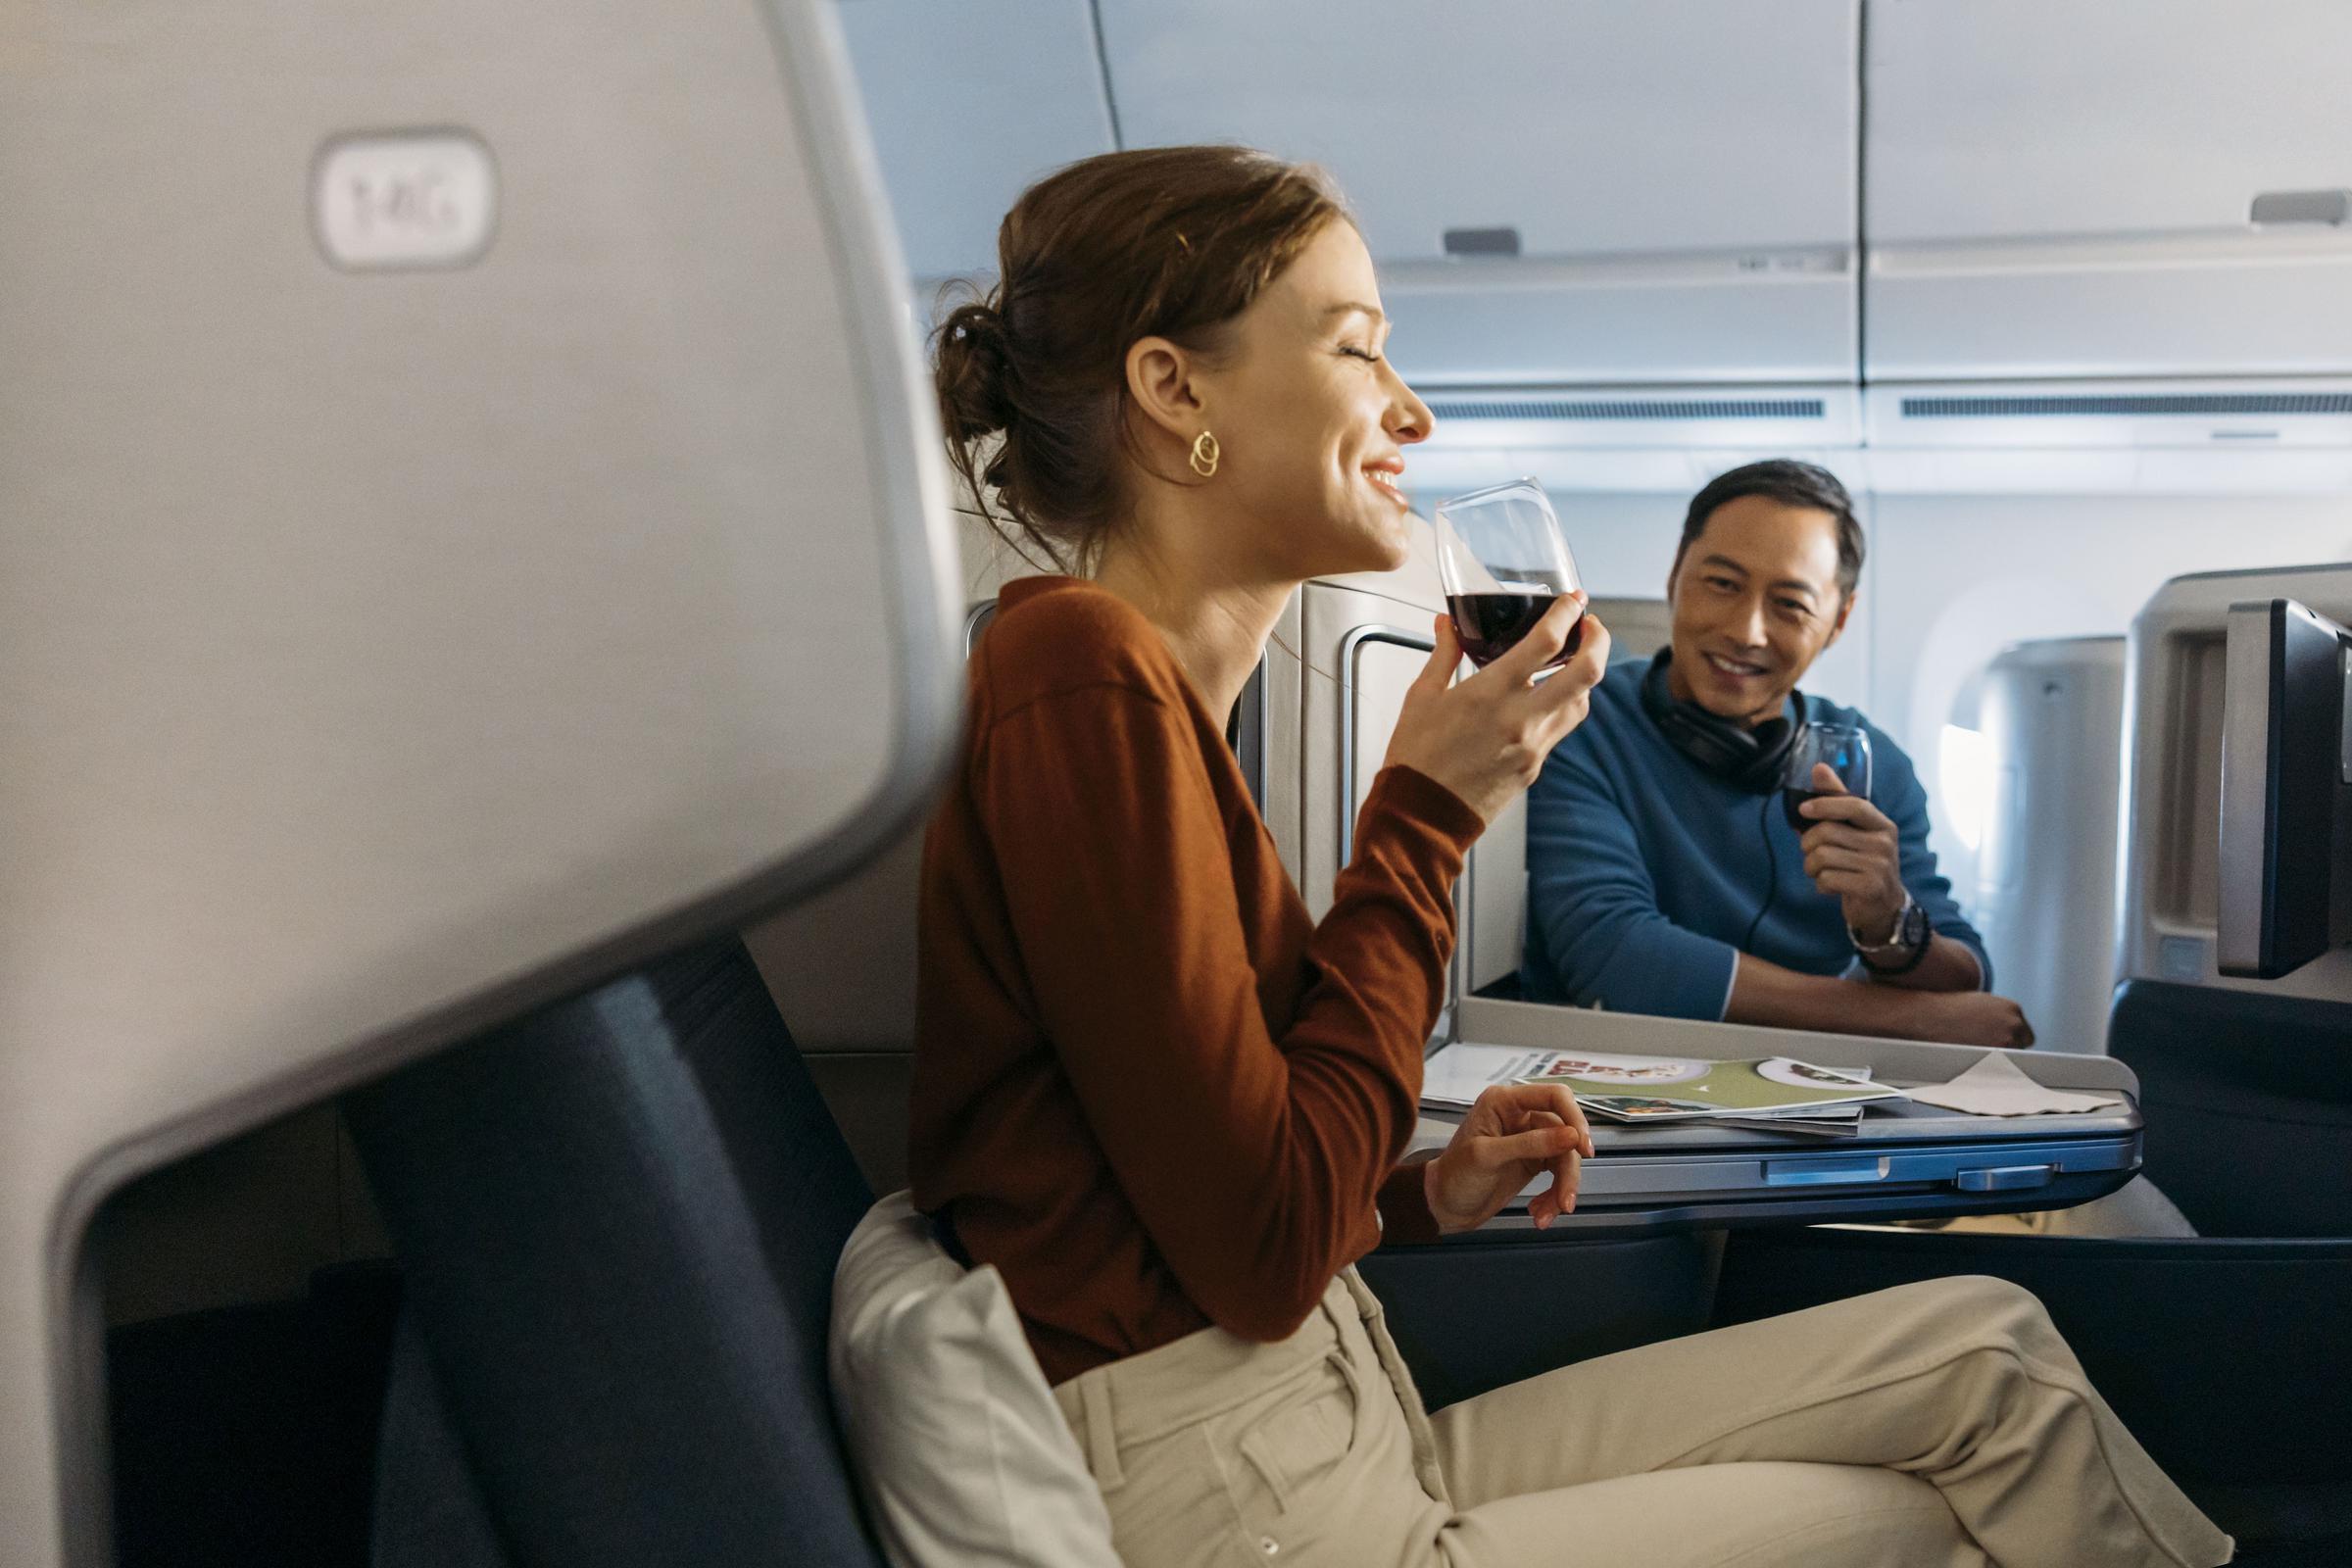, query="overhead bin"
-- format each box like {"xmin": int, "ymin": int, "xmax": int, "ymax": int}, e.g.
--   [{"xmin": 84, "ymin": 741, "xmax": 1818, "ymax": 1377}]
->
[
  {"xmin": 1096, "ymin": 0, "xmax": 1861, "ymax": 389},
  {"xmin": 835, "ymin": 0, "xmax": 1116, "ymax": 286},
  {"xmin": 1865, "ymin": 0, "xmax": 2352, "ymax": 384}
]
